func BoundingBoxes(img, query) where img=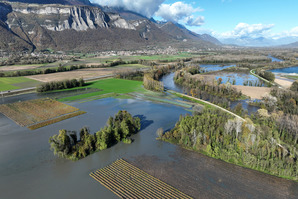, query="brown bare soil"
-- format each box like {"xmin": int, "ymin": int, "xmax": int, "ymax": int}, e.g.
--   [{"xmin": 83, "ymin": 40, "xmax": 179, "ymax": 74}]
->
[
  {"xmin": 26, "ymin": 68, "xmax": 114, "ymax": 82},
  {"xmin": 275, "ymin": 77, "xmax": 294, "ymax": 88},
  {"xmin": 128, "ymin": 147, "xmax": 298, "ymax": 199},
  {"xmin": 0, "ymin": 98, "xmax": 82, "ymax": 128},
  {"xmin": 0, "ymin": 64, "xmax": 41, "ymax": 71},
  {"xmin": 232, "ymin": 85, "xmax": 271, "ymax": 99}
]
